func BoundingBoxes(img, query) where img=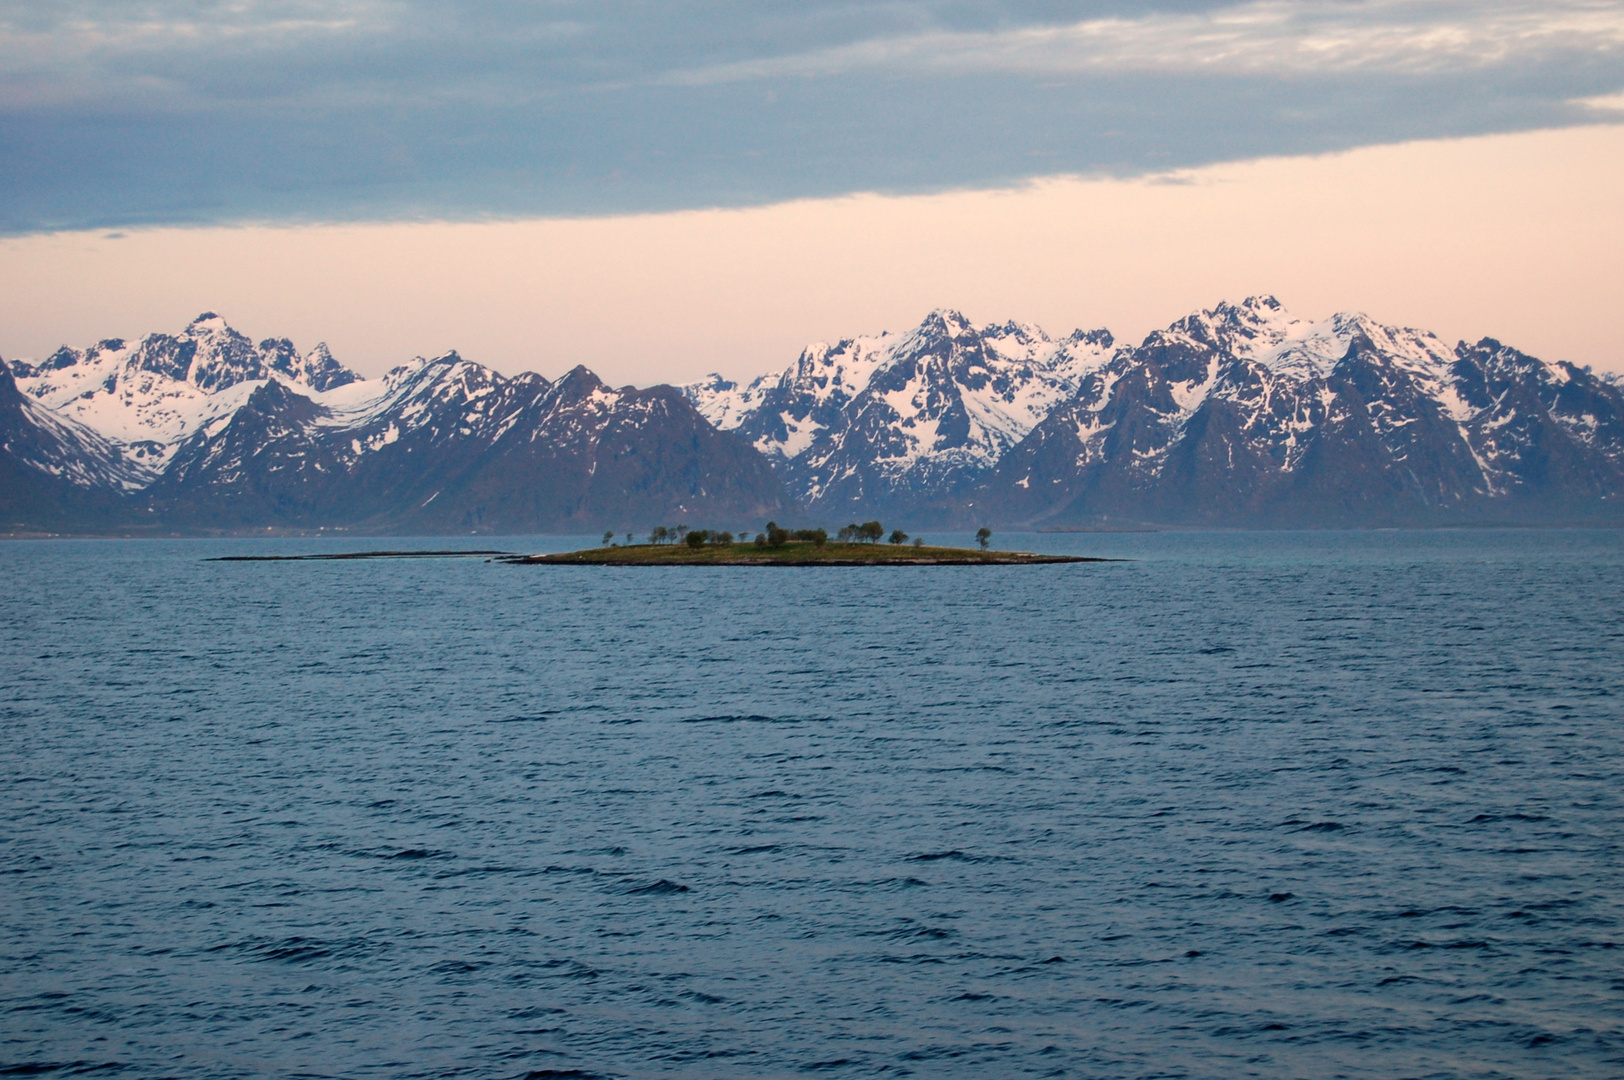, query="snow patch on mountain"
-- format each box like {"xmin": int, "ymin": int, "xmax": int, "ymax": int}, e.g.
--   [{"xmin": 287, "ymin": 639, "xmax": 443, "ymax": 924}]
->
[
  {"xmin": 3, "ymin": 372, "xmax": 156, "ymax": 491},
  {"xmin": 687, "ymin": 331, "xmax": 898, "ymax": 460}
]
